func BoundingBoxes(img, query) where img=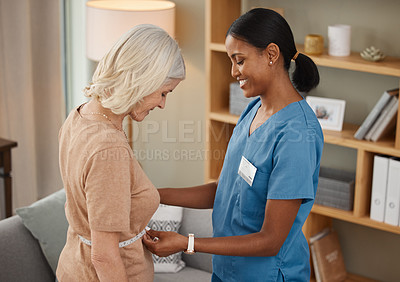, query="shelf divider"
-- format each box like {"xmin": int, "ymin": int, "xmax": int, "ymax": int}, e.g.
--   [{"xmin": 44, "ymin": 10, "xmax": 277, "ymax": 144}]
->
[
  {"xmin": 395, "ymin": 80, "xmax": 400, "ymax": 150},
  {"xmin": 323, "ymin": 124, "xmax": 400, "ymax": 157},
  {"xmin": 354, "ymin": 150, "xmax": 374, "ymax": 217},
  {"xmin": 209, "ymin": 43, "xmax": 226, "ymax": 52},
  {"xmin": 311, "ymin": 205, "xmax": 400, "ymax": 235}
]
